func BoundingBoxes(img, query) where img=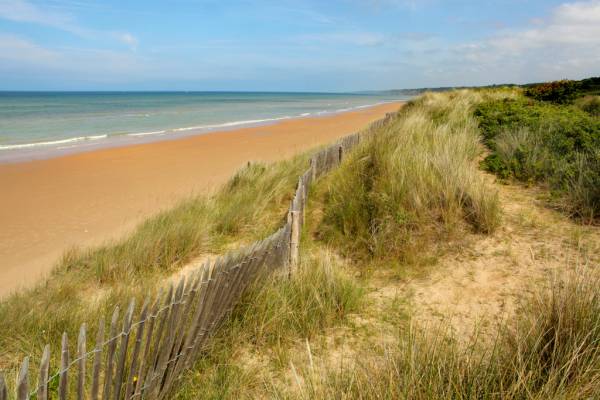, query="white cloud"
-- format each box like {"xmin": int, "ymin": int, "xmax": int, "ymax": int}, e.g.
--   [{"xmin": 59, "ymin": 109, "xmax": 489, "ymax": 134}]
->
[
  {"xmin": 488, "ymin": 1, "xmax": 600, "ymax": 50},
  {"xmin": 0, "ymin": 34, "xmax": 58, "ymax": 63},
  {"xmin": 408, "ymin": 0, "xmax": 600, "ymax": 86},
  {"xmin": 116, "ymin": 32, "xmax": 139, "ymax": 50},
  {"xmin": 0, "ymin": 0, "xmax": 86, "ymax": 35},
  {"xmin": 0, "ymin": 0, "xmax": 138, "ymax": 49}
]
